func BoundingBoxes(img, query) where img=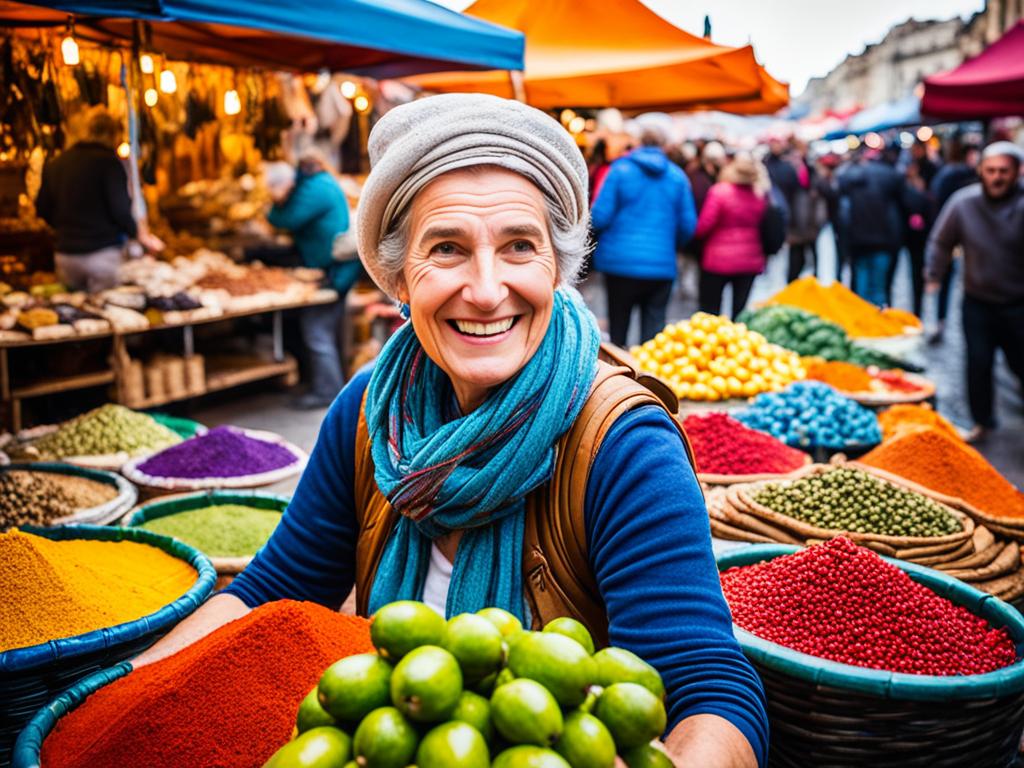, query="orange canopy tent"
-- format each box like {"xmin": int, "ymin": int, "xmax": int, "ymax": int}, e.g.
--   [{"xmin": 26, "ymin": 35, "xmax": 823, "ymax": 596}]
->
[
  {"xmin": 408, "ymin": 0, "xmax": 783, "ymax": 112},
  {"xmin": 696, "ymin": 65, "xmax": 789, "ymax": 115}
]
